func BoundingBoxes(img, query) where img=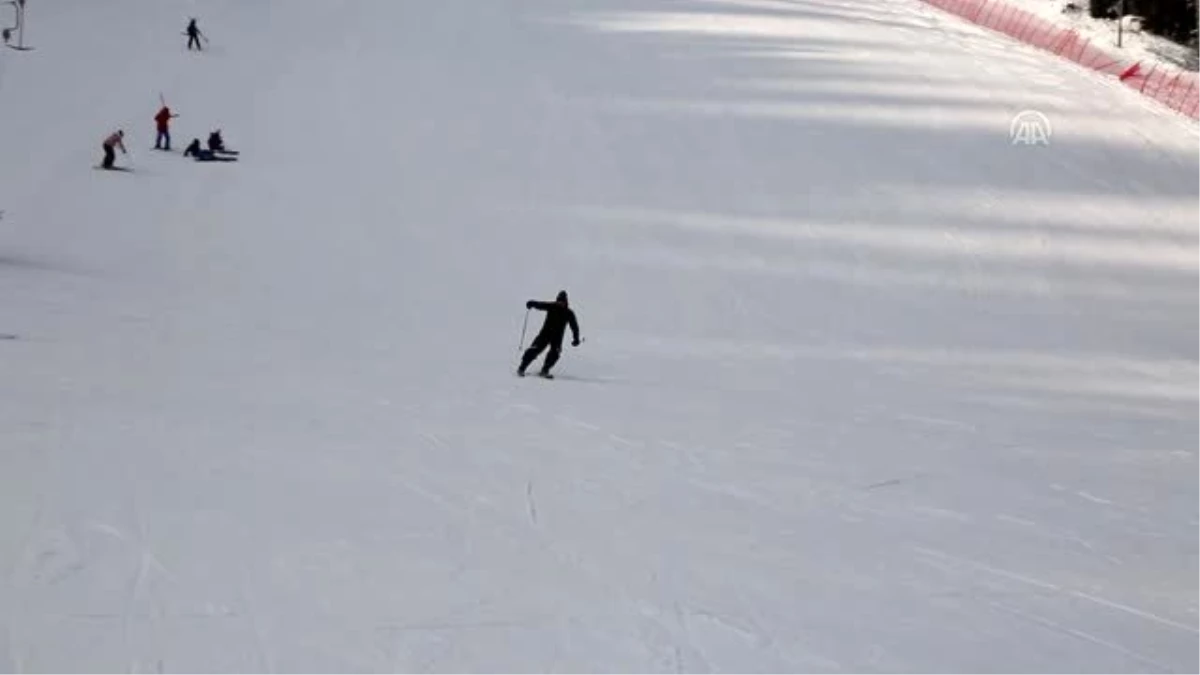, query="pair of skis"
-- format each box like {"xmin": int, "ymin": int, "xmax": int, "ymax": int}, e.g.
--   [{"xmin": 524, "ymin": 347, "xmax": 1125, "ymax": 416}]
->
[{"xmin": 517, "ymin": 370, "xmax": 555, "ymax": 380}]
